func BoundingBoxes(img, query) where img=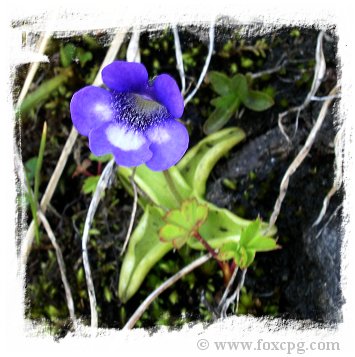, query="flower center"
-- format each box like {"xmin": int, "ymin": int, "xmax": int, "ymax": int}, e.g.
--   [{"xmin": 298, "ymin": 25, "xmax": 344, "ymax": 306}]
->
[{"xmin": 111, "ymin": 91, "xmax": 172, "ymax": 131}]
